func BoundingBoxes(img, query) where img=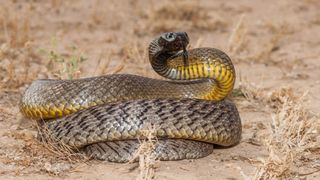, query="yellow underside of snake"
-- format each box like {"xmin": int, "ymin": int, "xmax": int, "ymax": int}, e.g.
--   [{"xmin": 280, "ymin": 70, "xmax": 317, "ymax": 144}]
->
[{"xmin": 20, "ymin": 32, "xmax": 241, "ymax": 162}]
